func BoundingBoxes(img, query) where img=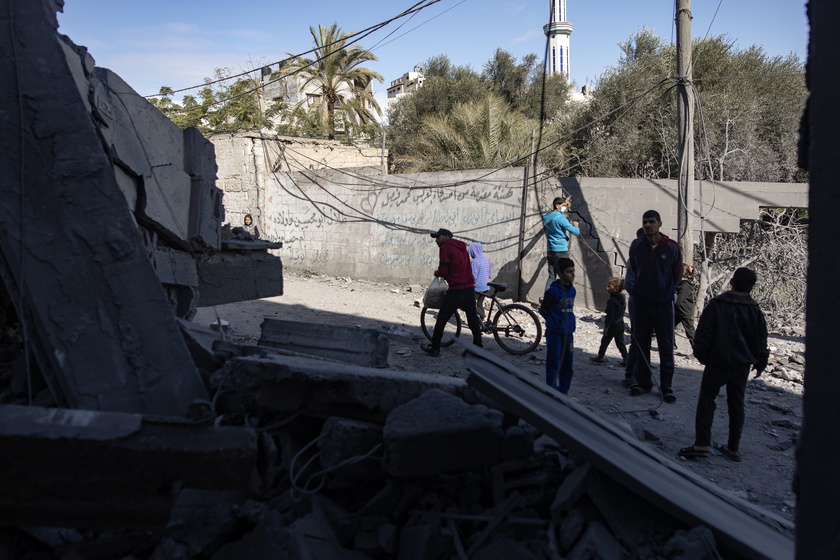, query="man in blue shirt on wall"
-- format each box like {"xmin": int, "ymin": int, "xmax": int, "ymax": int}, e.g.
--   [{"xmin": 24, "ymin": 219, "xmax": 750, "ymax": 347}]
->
[{"xmin": 542, "ymin": 197, "xmax": 580, "ymax": 293}]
